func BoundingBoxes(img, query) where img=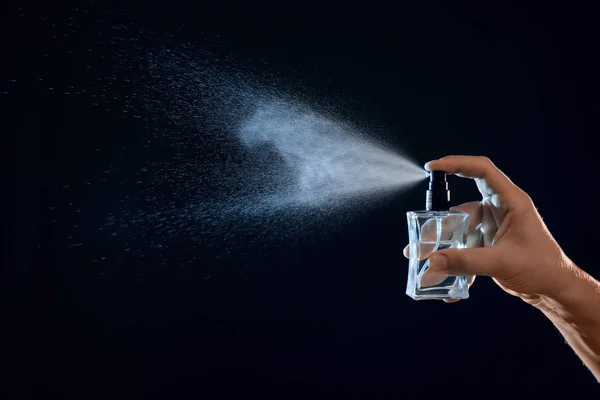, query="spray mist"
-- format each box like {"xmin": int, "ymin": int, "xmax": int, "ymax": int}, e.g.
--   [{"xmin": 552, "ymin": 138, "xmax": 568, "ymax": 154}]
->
[{"xmin": 406, "ymin": 171, "xmax": 470, "ymax": 300}]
